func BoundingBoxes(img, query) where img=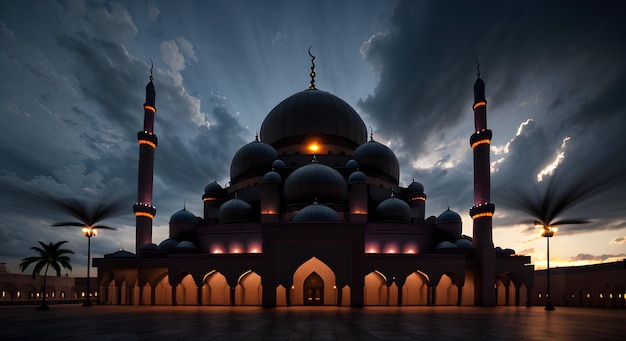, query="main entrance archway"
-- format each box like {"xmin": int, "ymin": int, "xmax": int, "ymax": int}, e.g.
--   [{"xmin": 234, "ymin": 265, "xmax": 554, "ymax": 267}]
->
[{"xmin": 304, "ymin": 272, "xmax": 324, "ymax": 305}]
